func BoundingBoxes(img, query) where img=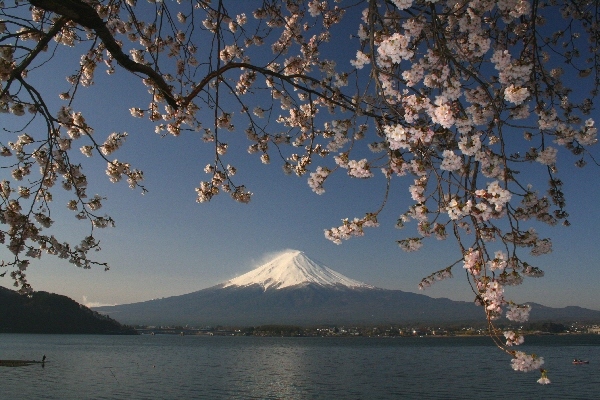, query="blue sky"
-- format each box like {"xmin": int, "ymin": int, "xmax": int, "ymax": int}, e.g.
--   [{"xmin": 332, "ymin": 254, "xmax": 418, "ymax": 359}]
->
[
  {"xmin": 4, "ymin": 60, "xmax": 600, "ymax": 311},
  {"xmin": 2, "ymin": 3, "xmax": 600, "ymax": 312}
]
